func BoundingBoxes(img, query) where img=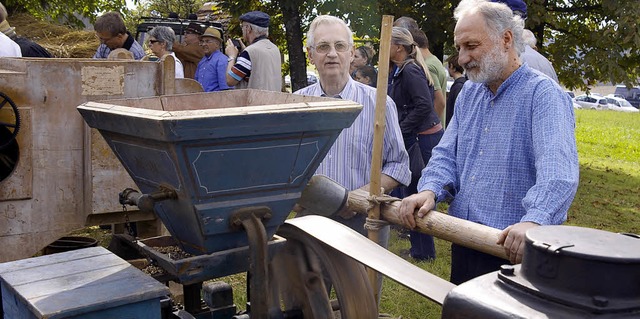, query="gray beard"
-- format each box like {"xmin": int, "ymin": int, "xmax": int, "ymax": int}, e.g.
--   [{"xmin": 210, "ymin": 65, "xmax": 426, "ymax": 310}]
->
[{"xmin": 465, "ymin": 46, "xmax": 507, "ymax": 84}]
